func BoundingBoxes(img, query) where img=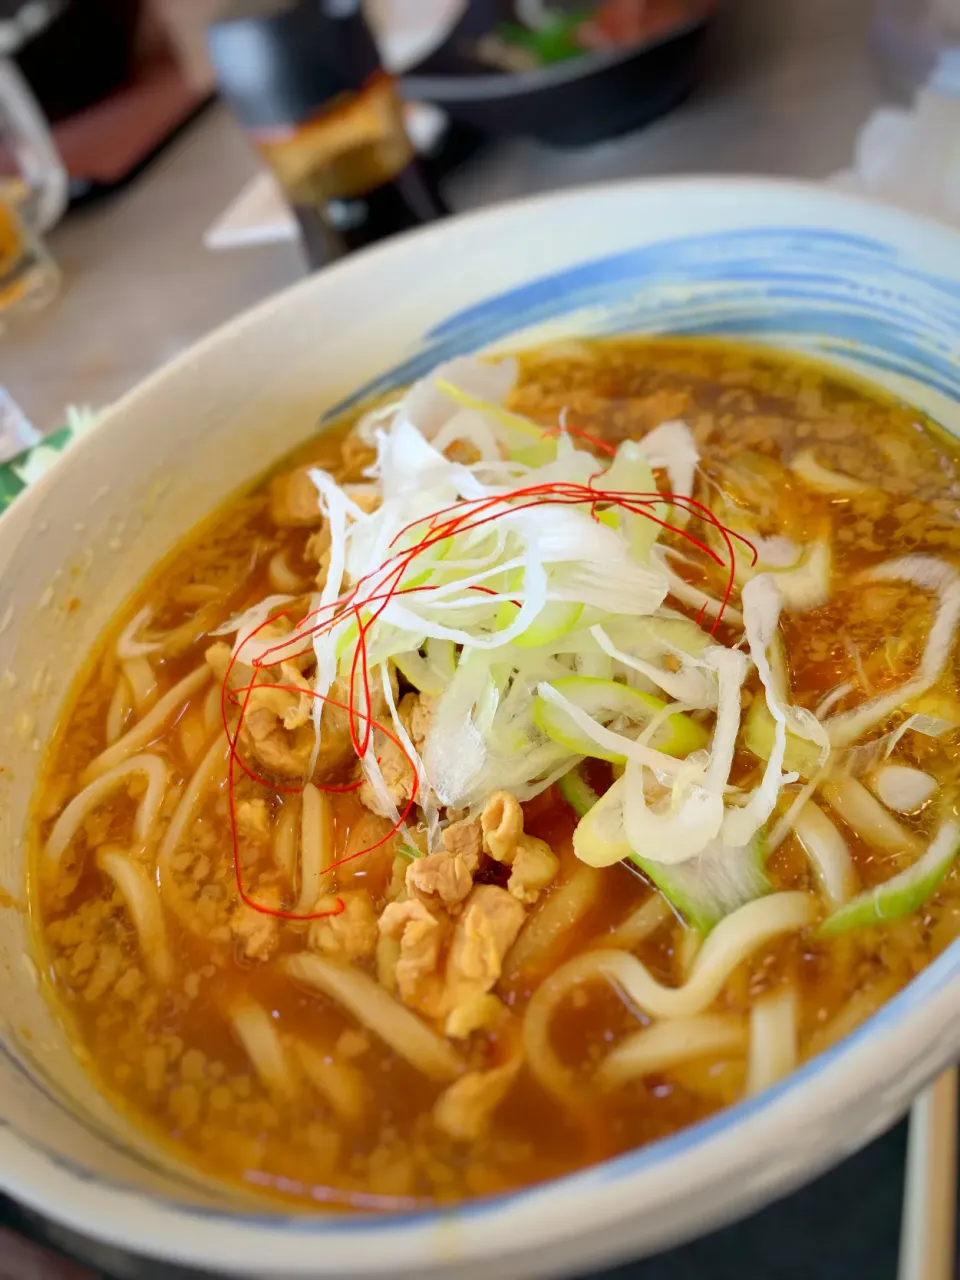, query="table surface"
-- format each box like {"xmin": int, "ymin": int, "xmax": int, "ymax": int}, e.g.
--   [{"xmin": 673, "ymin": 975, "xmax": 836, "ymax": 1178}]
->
[
  {"xmin": 1, "ymin": 0, "xmax": 891, "ymax": 432},
  {"xmin": 0, "ymin": 0, "xmax": 931, "ymax": 1276}
]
